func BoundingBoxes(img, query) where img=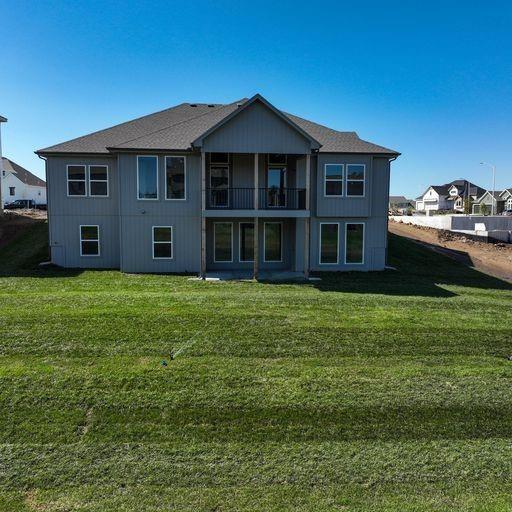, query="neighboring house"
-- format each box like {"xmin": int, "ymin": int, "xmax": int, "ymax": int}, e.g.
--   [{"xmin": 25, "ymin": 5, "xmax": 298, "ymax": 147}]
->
[
  {"xmin": 1, "ymin": 157, "xmax": 47, "ymax": 206},
  {"xmin": 416, "ymin": 180, "xmax": 485, "ymax": 213},
  {"xmin": 36, "ymin": 94, "xmax": 399, "ymax": 276},
  {"xmin": 0, "ymin": 115, "xmax": 6, "ymax": 211},
  {"xmin": 472, "ymin": 189, "xmax": 512, "ymax": 214},
  {"xmin": 389, "ymin": 196, "xmax": 414, "ymax": 213}
]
